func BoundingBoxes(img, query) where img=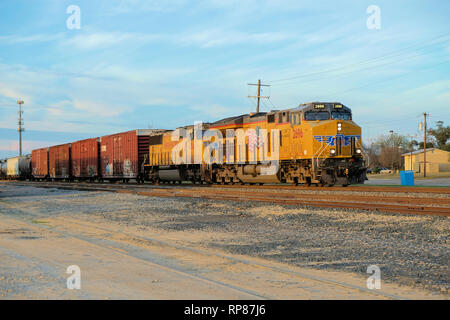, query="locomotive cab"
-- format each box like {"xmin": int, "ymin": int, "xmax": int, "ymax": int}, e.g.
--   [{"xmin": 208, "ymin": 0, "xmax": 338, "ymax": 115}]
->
[{"xmin": 296, "ymin": 102, "xmax": 366, "ymax": 185}]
